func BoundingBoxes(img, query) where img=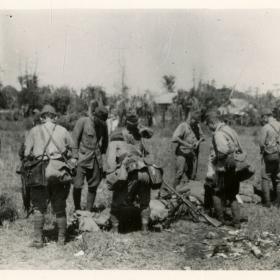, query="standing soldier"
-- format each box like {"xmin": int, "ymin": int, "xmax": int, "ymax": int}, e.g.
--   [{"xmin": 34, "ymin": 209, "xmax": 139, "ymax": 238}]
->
[
  {"xmin": 106, "ymin": 113, "xmax": 154, "ymax": 233},
  {"xmin": 259, "ymin": 108, "xmax": 280, "ymax": 207},
  {"xmin": 72, "ymin": 102, "xmax": 108, "ymax": 212},
  {"xmin": 190, "ymin": 111, "xmax": 205, "ymax": 180},
  {"xmin": 172, "ymin": 112, "xmax": 203, "ymax": 188},
  {"xmin": 205, "ymin": 112, "xmax": 244, "ymax": 229},
  {"xmin": 24, "ymin": 105, "xmax": 77, "ymax": 248}
]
